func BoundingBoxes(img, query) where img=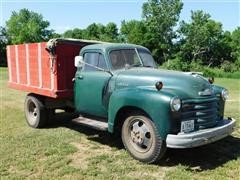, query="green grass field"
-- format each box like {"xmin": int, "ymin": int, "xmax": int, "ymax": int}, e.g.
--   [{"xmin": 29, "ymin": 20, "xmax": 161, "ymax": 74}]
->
[{"xmin": 0, "ymin": 67, "xmax": 239, "ymax": 179}]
